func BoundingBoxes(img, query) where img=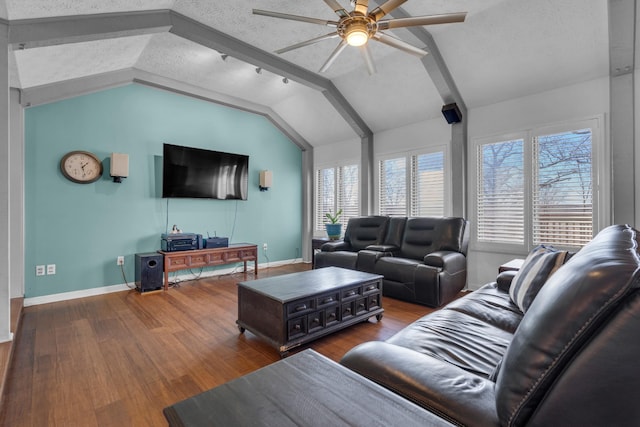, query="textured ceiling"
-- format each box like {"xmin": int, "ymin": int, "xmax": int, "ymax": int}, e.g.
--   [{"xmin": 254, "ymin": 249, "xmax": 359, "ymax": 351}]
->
[{"xmin": 5, "ymin": 0, "xmax": 611, "ymax": 146}]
